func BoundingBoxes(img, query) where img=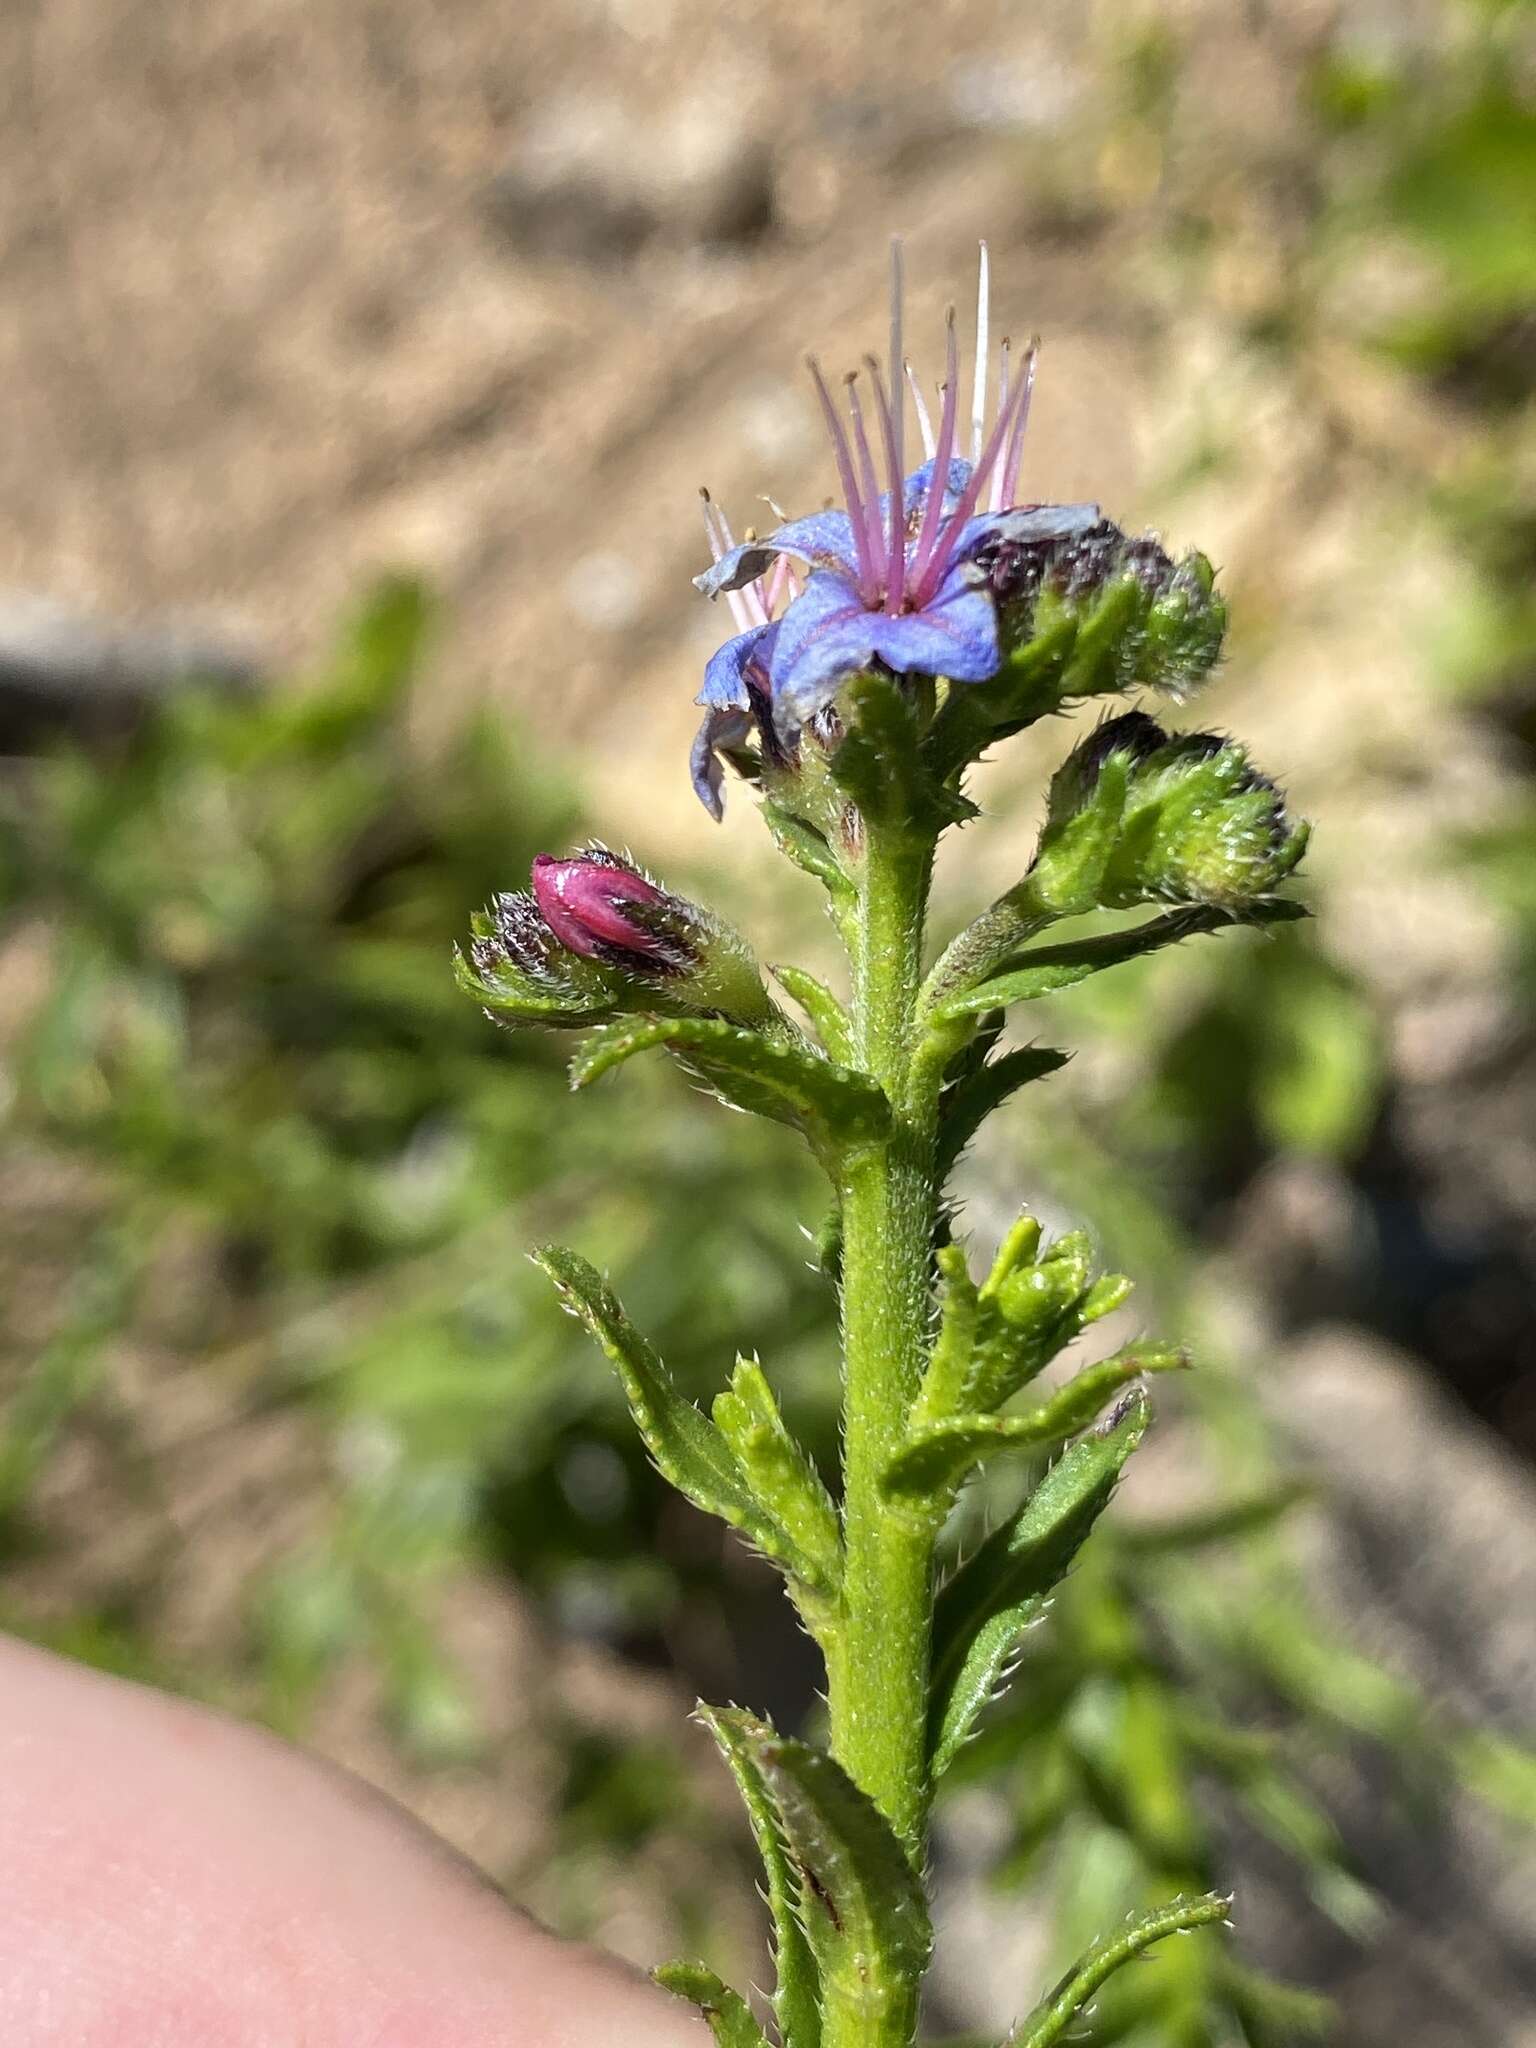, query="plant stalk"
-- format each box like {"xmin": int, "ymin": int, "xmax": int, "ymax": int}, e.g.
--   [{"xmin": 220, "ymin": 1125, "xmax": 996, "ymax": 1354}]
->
[{"xmin": 829, "ymin": 817, "xmax": 940, "ymax": 1885}]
